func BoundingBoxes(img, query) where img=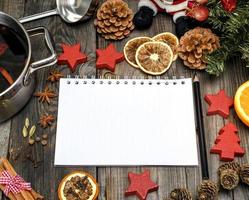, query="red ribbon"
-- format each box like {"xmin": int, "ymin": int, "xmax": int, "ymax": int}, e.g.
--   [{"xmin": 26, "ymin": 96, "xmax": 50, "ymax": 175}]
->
[{"xmin": 0, "ymin": 171, "xmax": 31, "ymax": 196}]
